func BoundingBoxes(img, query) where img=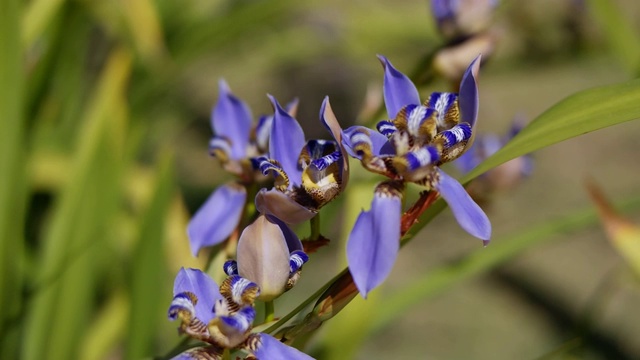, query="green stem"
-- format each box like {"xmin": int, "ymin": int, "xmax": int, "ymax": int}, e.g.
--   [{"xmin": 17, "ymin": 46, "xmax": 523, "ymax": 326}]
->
[
  {"xmin": 264, "ymin": 300, "xmax": 275, "ymax": 323},
  {"xmin": 309, "ymin": 214, "xmax": 321, "ymax": 241},
  {"xmin": 263, "ymin": 269, "xmax": 346, "ymax": 334}
]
